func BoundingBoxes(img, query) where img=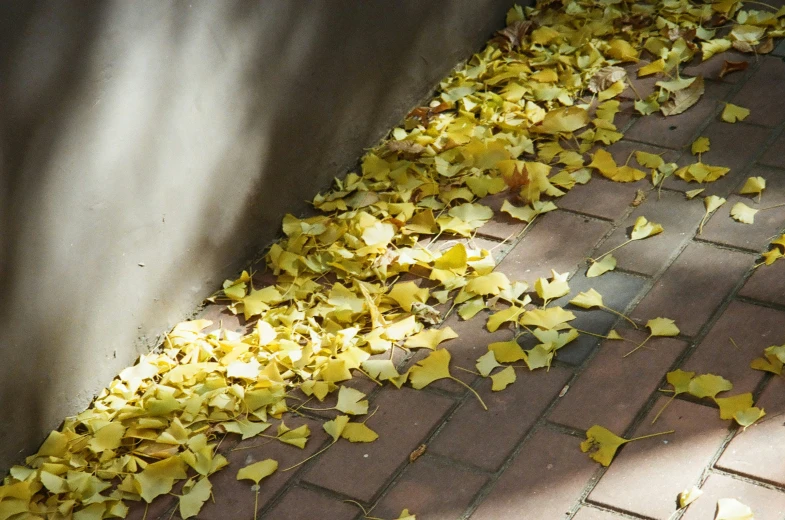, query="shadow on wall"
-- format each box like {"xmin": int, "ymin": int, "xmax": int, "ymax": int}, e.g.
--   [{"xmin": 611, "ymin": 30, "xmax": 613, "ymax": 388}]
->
[{"xmin": 0, "ymin": 0, "xmax": 518, "ymax": 472}]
